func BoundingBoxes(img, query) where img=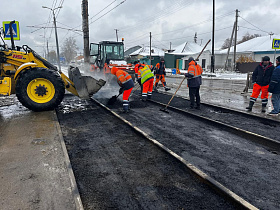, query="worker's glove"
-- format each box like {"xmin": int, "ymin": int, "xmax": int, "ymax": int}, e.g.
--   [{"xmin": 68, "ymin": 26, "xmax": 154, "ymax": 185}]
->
[{"xmin": 119, "ymin": 87, "xmax": 124, "ymax": 95}]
